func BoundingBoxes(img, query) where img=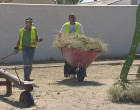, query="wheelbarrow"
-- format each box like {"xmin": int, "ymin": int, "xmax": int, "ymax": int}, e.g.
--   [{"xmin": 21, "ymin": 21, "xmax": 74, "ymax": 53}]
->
[{"xmin": 61, "ymin": 47, "xmax": 101, "ymax": 82}]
